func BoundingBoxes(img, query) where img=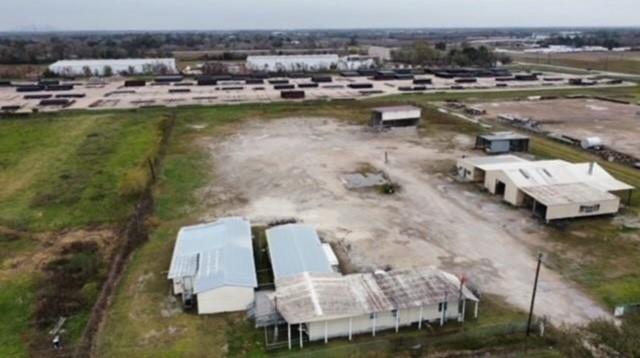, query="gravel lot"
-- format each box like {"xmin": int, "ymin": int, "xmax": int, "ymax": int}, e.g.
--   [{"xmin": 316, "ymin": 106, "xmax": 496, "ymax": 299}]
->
[{"xmin": 202, "ymin": 117, "xmax": 610, "ymax": 325}]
